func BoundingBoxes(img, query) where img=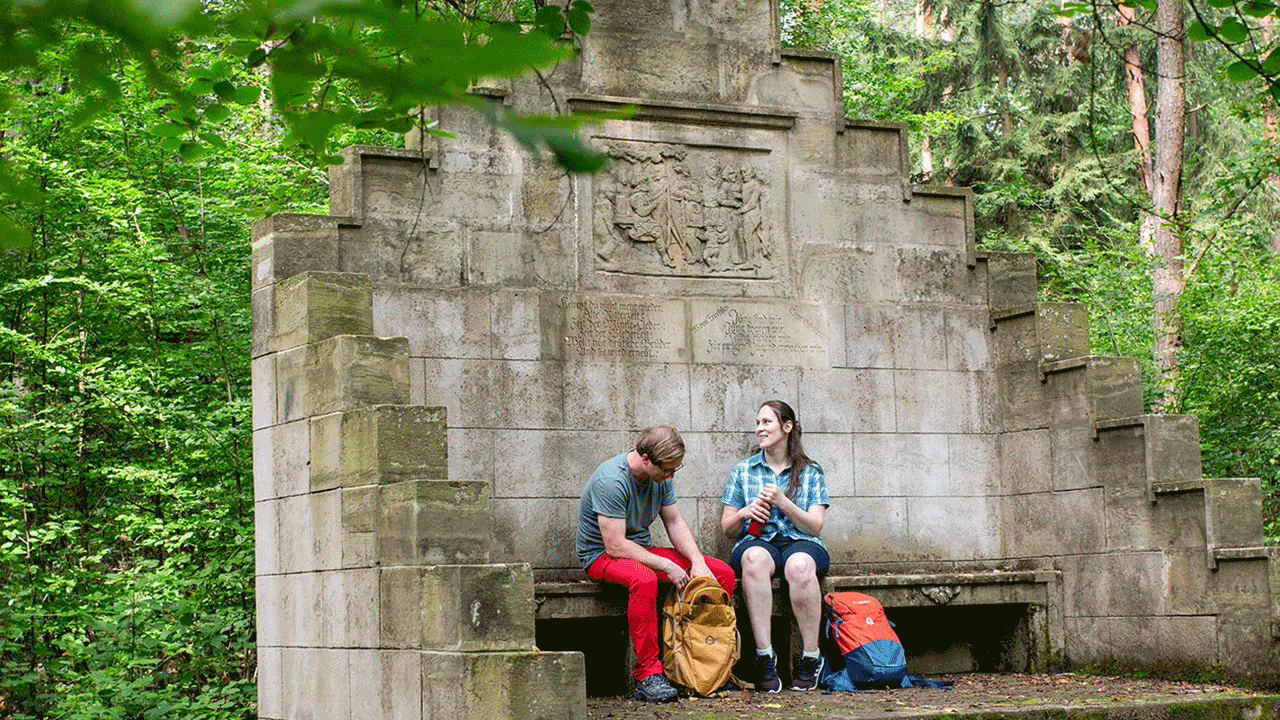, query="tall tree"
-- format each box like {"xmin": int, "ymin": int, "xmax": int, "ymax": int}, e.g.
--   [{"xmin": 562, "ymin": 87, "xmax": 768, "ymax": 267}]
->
[{"xmin": 1149, "ymin": 0, "xmax": 1188, "ymax": 410}]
